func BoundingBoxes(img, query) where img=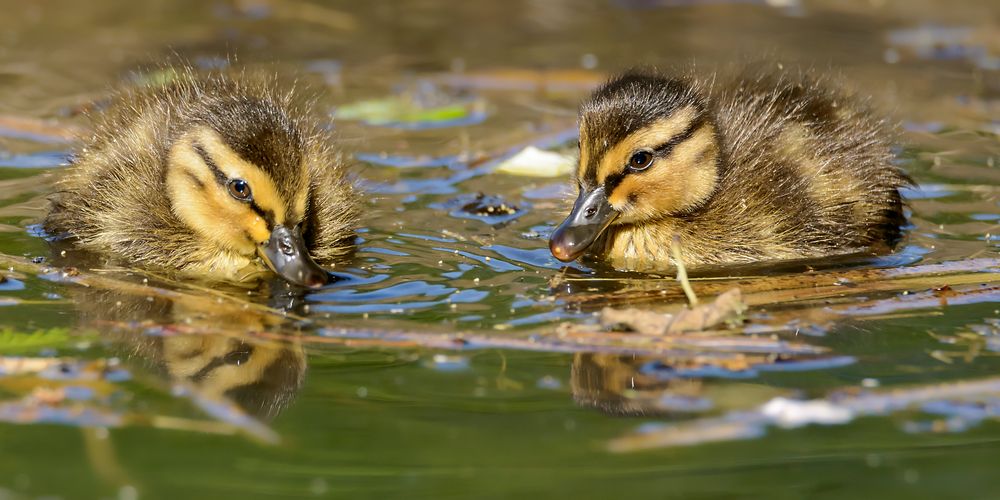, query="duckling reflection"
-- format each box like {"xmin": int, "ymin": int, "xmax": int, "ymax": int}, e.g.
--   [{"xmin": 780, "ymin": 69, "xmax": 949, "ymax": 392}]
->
[
  {"xmin": 126, "ymin": 332, "xmax": 305, "ymax": 421},
  {"xmin": 60, "ymin": 269, "xmax": 308, "ymax": 421},
  {"xmin": 571, "ymin": 353, "xmax": 711, "ymax": 416}
]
